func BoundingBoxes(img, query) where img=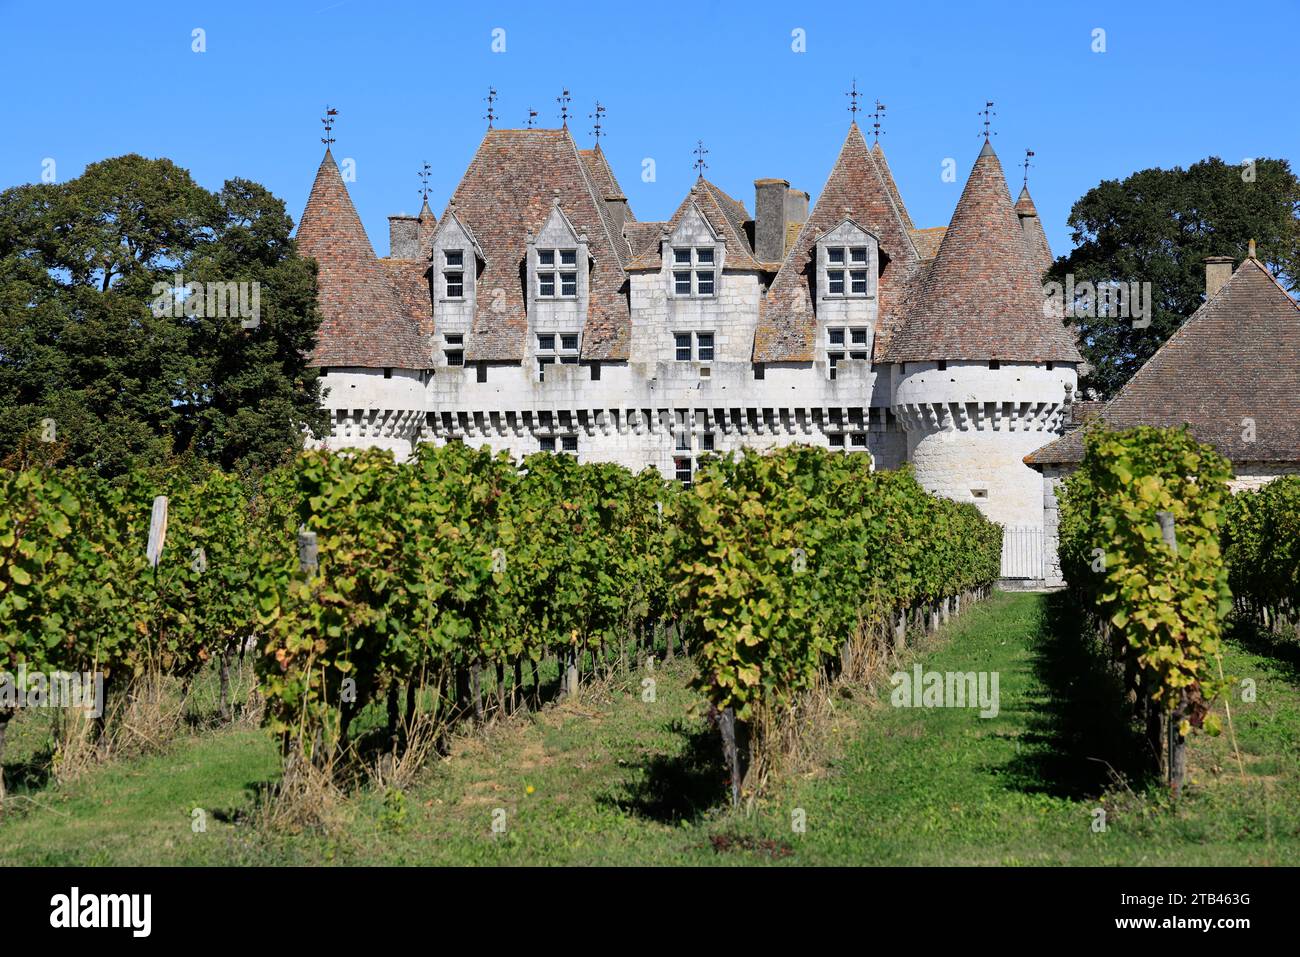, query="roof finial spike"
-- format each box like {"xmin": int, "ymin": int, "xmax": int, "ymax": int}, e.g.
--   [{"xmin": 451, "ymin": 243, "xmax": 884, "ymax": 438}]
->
[
  {"xmin": 525, "ymin": 107, "xmax": 537, "ymax": 129},
  {"xmin": 1022, "ymin": 149, "xmax": 1035, "ymax": 188},
  {"xmin": 589, "ymin": 100, "xmax": 606, "ymax": 144},
  {"xmin": 1248, "ymin": 238, "xmax": 1257, "ymax": 260},
  {"xmin": 418, "ymin": 161, "xmax": 432, "ymax": 204},
  {"xmin": 320, "ymin": 105, "xmax": 338, "ymax": 150},
  {"xmin": 692, "ymin": 139, "xmax": 709, "ymax": 177},
  {"xmin": 979, "ymin": 100, "xmax": 997, "ymax": 141},
  {"xmin": 557, "ymin": 88, "xmax": 571, "ymax": 128},
  {"xmin": 484, "ymin": 87, "xmax": 498, "ymax": 130},
  {"xmin": 846, "ymin": 78, "xmax": 861, "ymax": 120},
  {"xmin": 869, "ymin": 98, "xmax": 887, "ymax": 143}
]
